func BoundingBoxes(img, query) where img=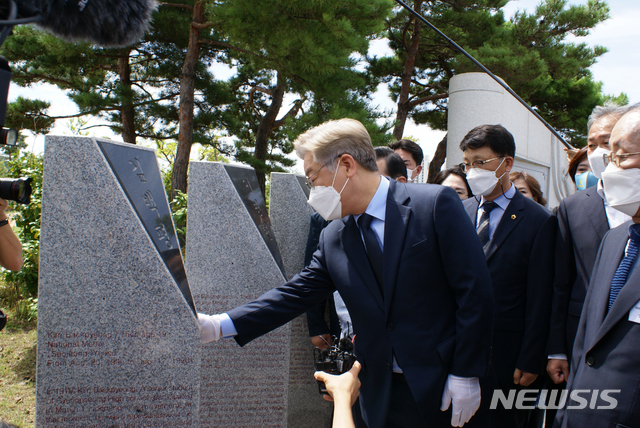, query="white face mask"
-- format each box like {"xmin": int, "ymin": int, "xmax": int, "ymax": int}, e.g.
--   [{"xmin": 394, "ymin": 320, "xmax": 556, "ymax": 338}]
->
[
  {"xmin": 307, "ymin": 160, "xmax": 349, "ymax": 221},
  {"xmin": 588, "ymin": 147, "xmax": 610, "ymax": 179},
  {"xmin": 406, "ymin": 168, "xmax": 415, "ymax": 182},
  {"xmin": 465, "ymin": 158, "xmax": 506, "ymax": 197},
  {"xmin": 600, "ymin": 163, "xmax": 640, "ymax": 217}
]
